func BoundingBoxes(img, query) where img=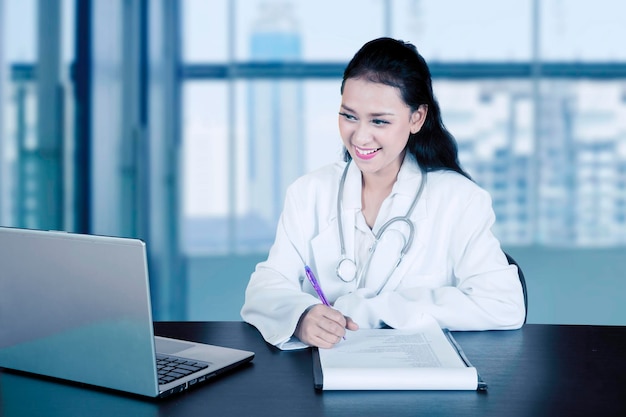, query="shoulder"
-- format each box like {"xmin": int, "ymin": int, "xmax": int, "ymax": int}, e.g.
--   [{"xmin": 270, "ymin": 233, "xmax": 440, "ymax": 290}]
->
[
  {"xmin": 426, "ymin": 170, "xmax": 491, "ymax": 205},
  {"xmin": 283, "ymin": 162, "xmax": 345, "ymax": 207},
  {"xmin": 288, "ymin": 162, "xmax": 345, "ymax": 194}
]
